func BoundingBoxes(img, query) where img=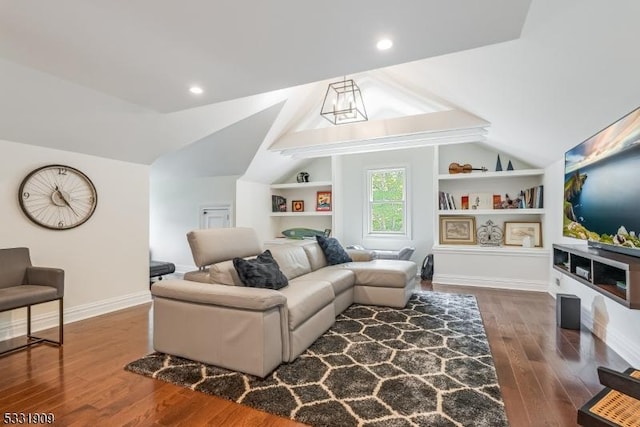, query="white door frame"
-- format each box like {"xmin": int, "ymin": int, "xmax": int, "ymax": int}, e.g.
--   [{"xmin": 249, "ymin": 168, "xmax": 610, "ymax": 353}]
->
[{"xmin": 199, "ymin": 203, "xmax": 233, "ymax": 229}]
